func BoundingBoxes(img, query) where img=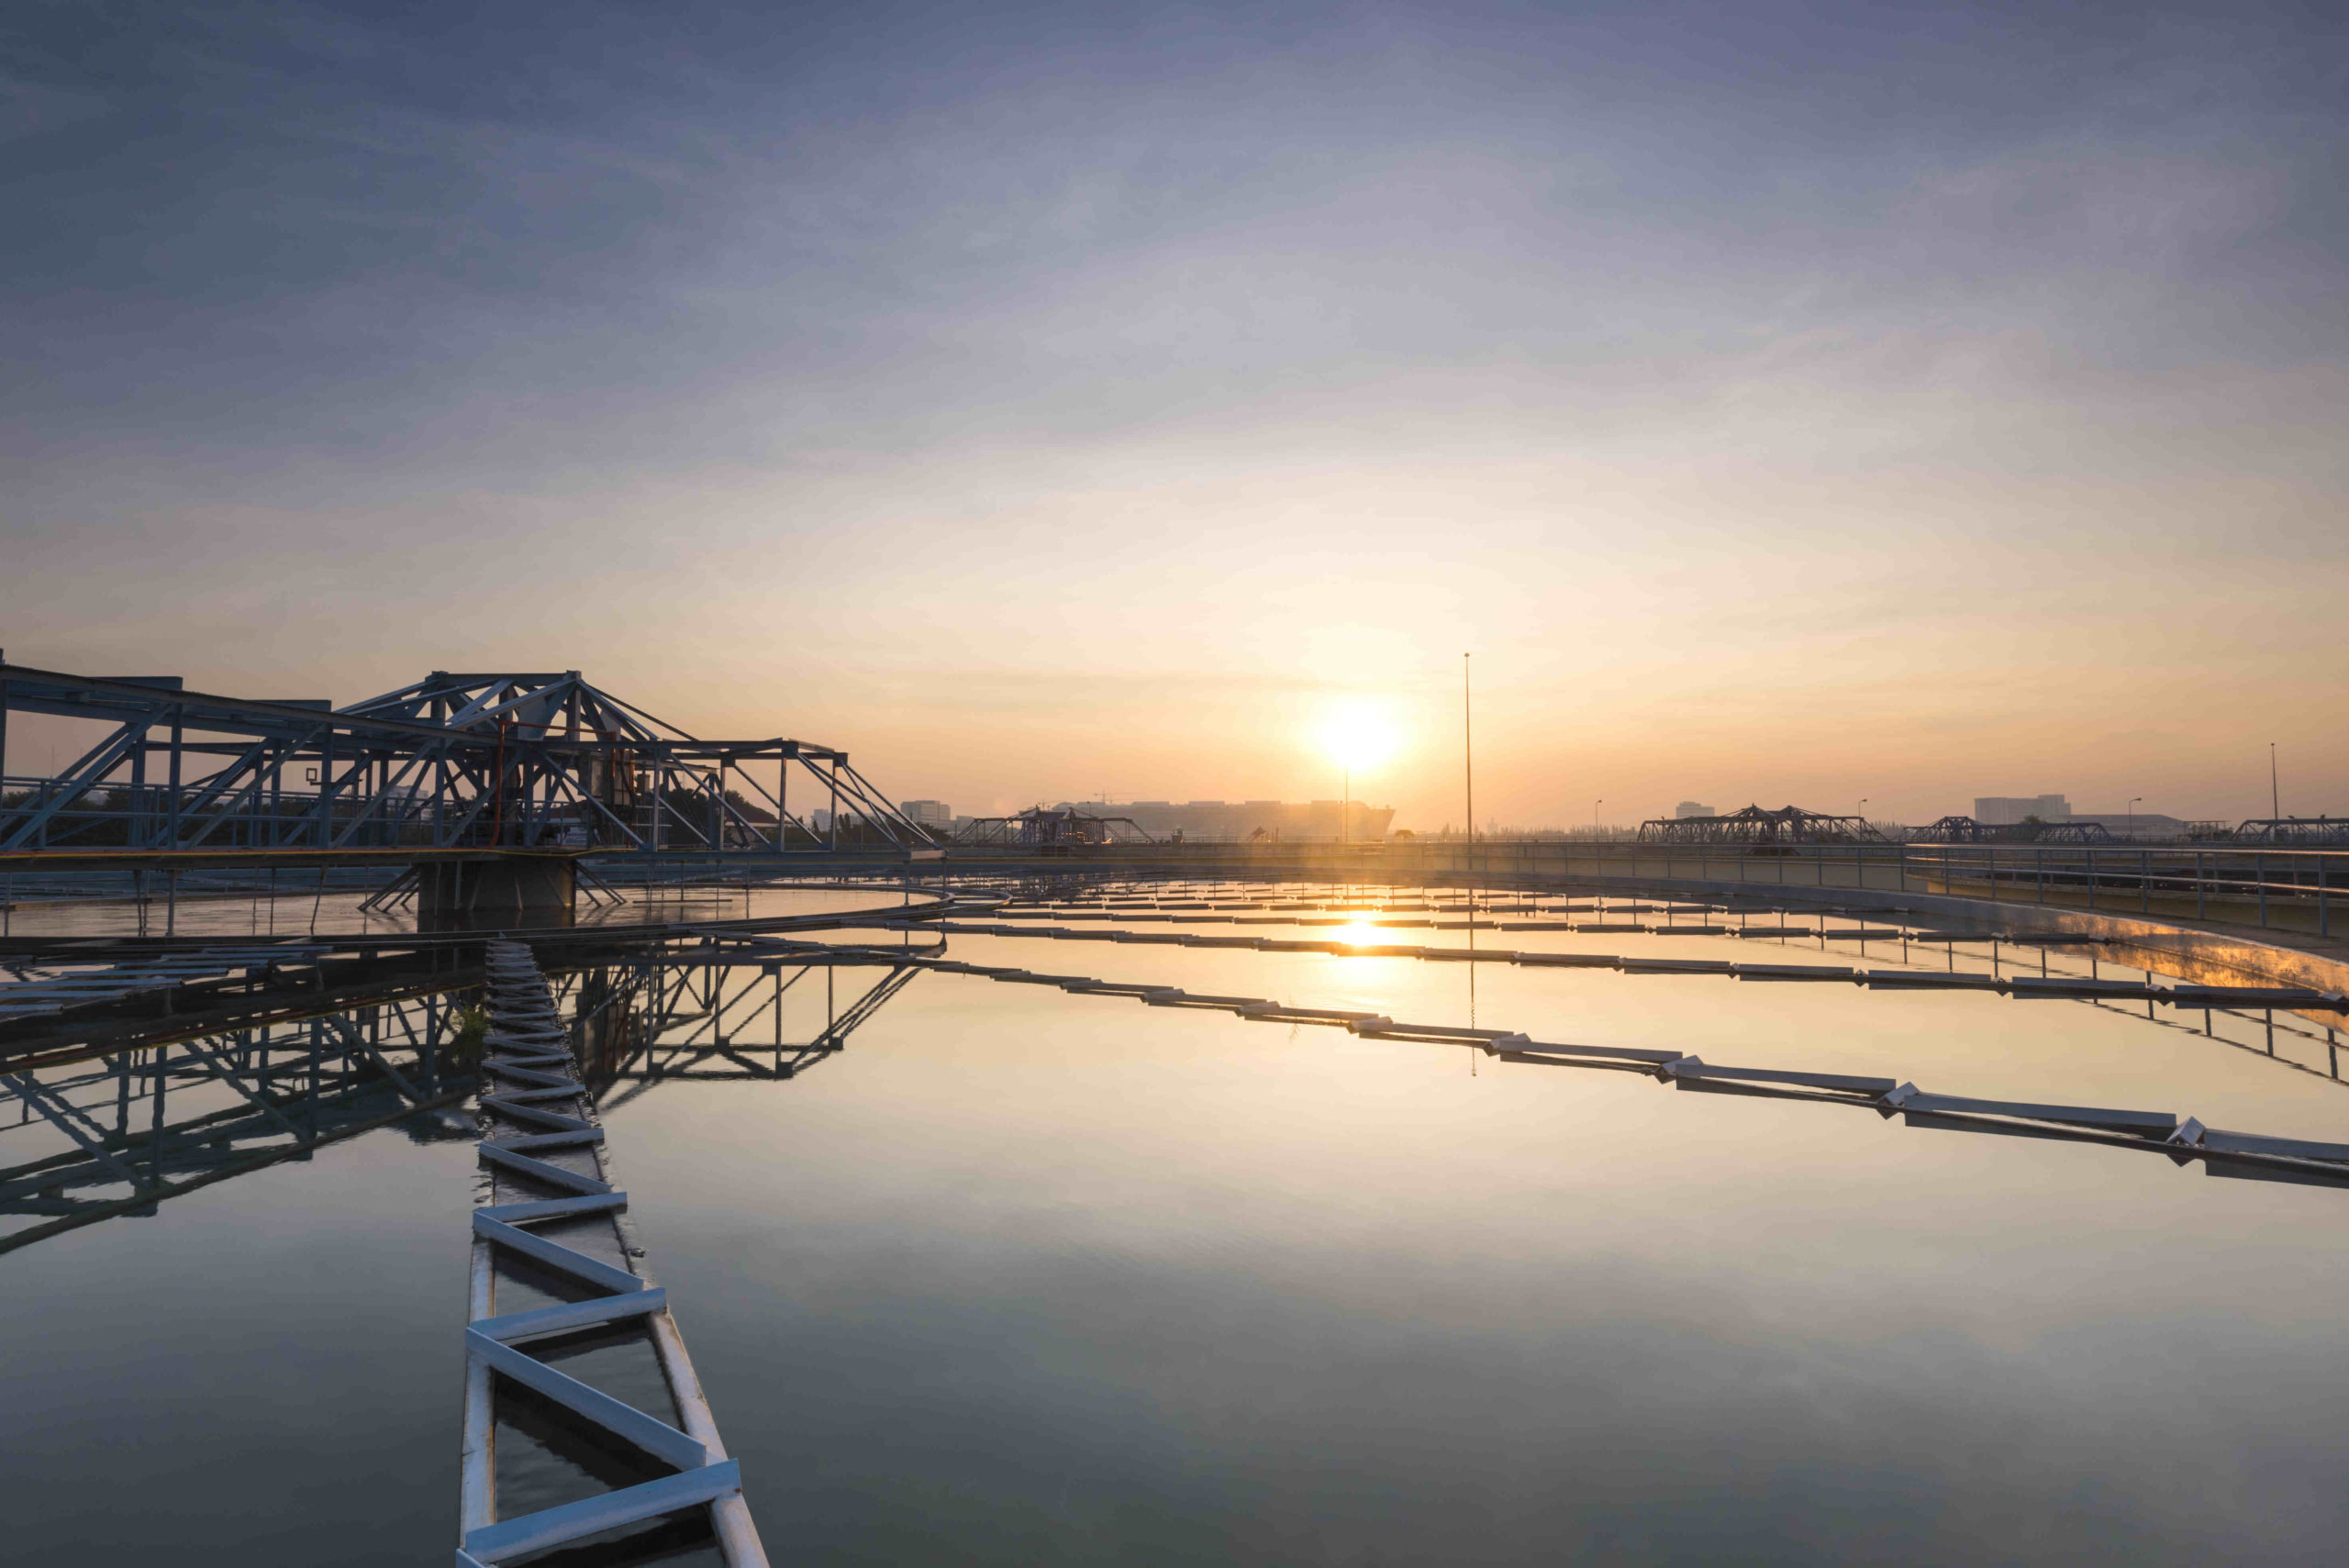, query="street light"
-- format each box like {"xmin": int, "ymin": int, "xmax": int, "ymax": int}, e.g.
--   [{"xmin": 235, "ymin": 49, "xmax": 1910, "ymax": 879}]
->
[
  {"xmin": 1593, "ymin": 798, "xmax": 1604, "ymax": 838},
  {"xmin": 1856, "ymin": 797, "xmax": 1868, "ymax": 824},
  {"xmin": 2129, "ymin": 796, "xmax": 2143, "ymax": 839},
  {"xmin": 1463, "ymin": 653, "xmax": 1473, "ymax": 860}
]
